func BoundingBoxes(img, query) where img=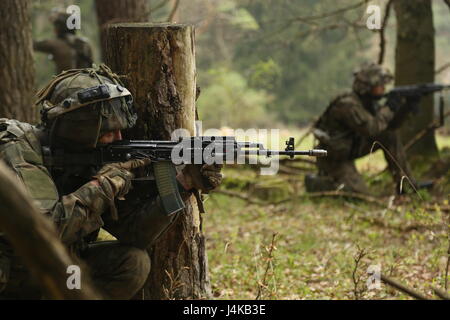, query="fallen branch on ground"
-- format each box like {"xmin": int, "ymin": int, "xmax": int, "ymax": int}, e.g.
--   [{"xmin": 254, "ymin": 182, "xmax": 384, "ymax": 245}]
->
[
  {"xmin": 215, "ymin": 189, "xmax": 265, "ymax": 205},
  {"xmin": 358, "ymin": 215, "xmax": 442, "ymax": 233},
  {"xmin": 278, "ymin": 164, "xmax": 314, "ymax": 175},
  {"xmin": 343, "ymin": 202, "xmax": 444, "ymax": 232},
  {"xmin": 276, "ymin": 190, "xmax": 389, "ymax": 207},
  {"xmin": 217, "ymin": 188, "xmax": 391, "ymax": 208},
  {"xmin": 381, "ymin": 274, "xmax": 431, "ymax": 300},
  {"xmin": 279, "ymin": 158, "xmax": 316, "ymax": 166}
]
